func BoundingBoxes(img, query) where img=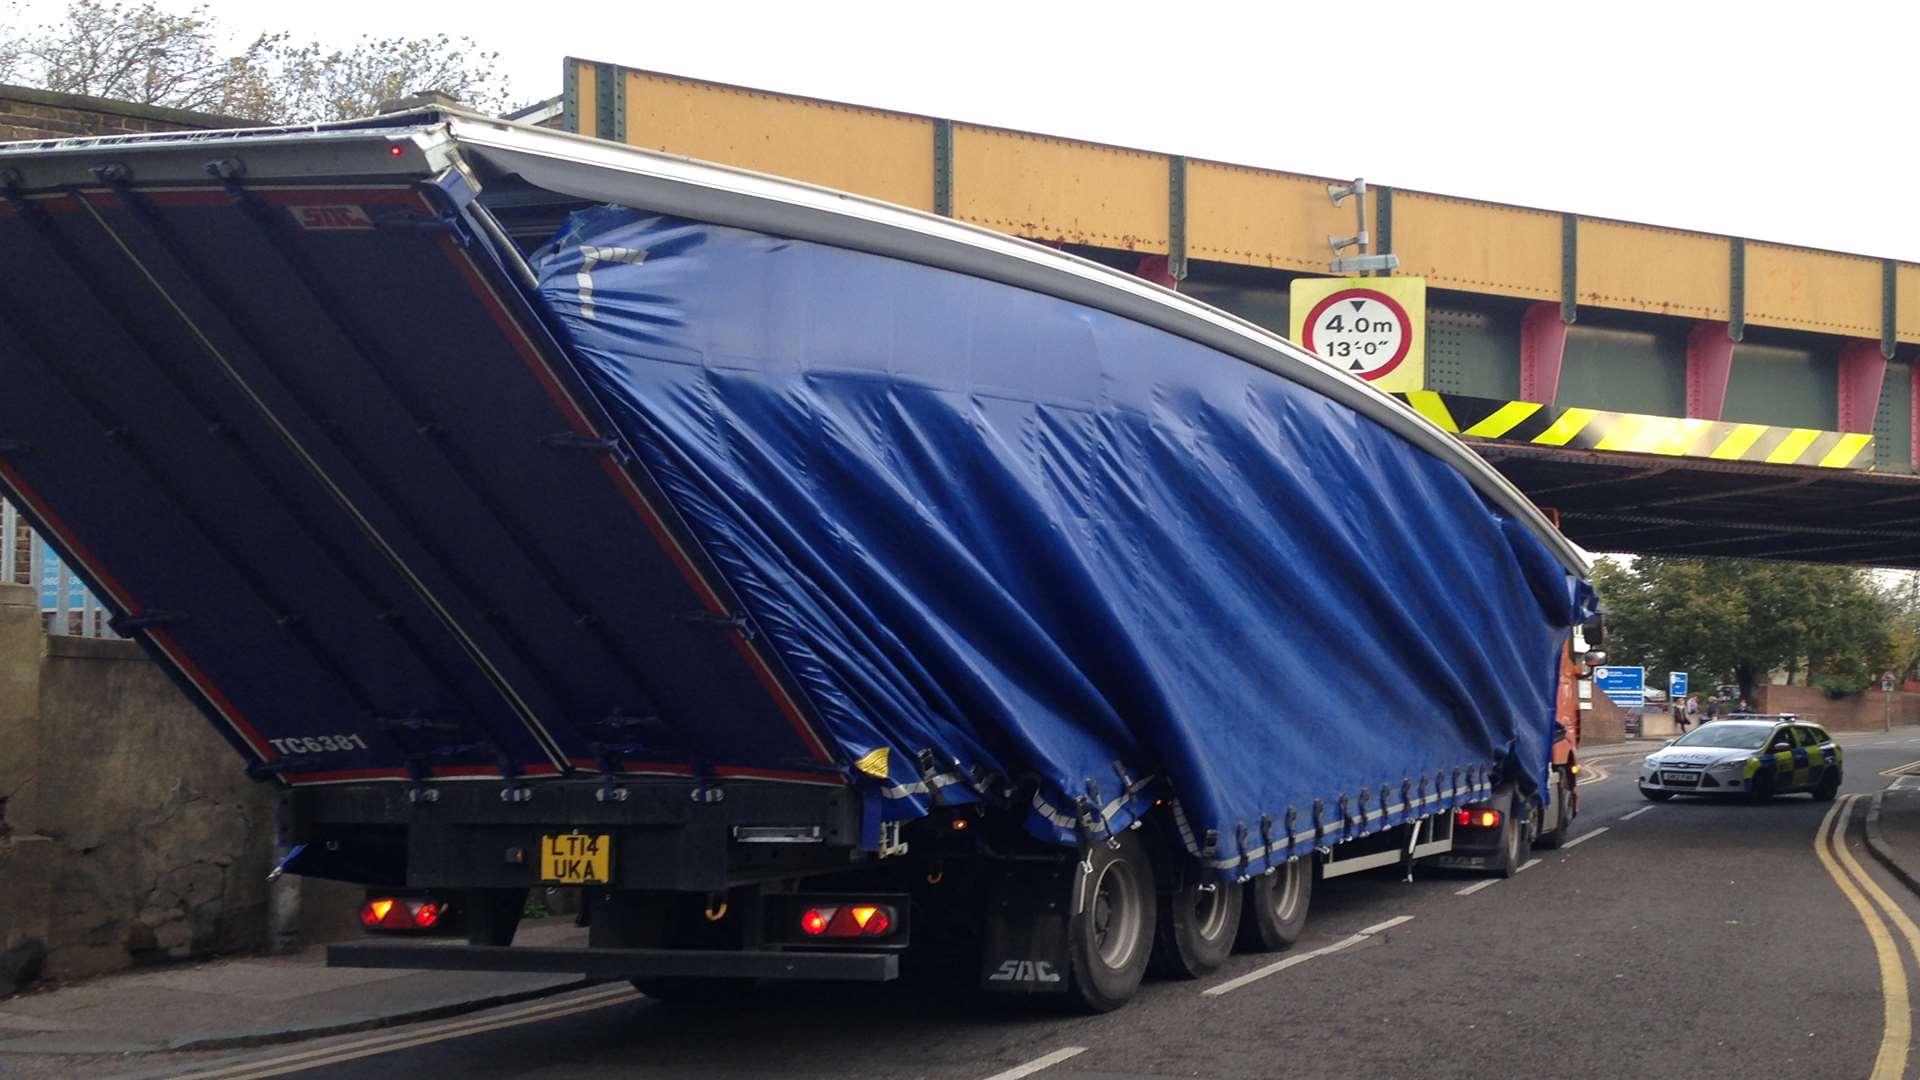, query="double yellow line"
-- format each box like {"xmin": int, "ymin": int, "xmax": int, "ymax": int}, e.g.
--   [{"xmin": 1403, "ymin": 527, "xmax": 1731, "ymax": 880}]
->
[
  {"xmin": 167, "ymin": 984, "xmax": 640, "ymax": 1080},
  {"xmin": 1818, "ymin": 794, "xmax": 1917, "ymax": 1080}
]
